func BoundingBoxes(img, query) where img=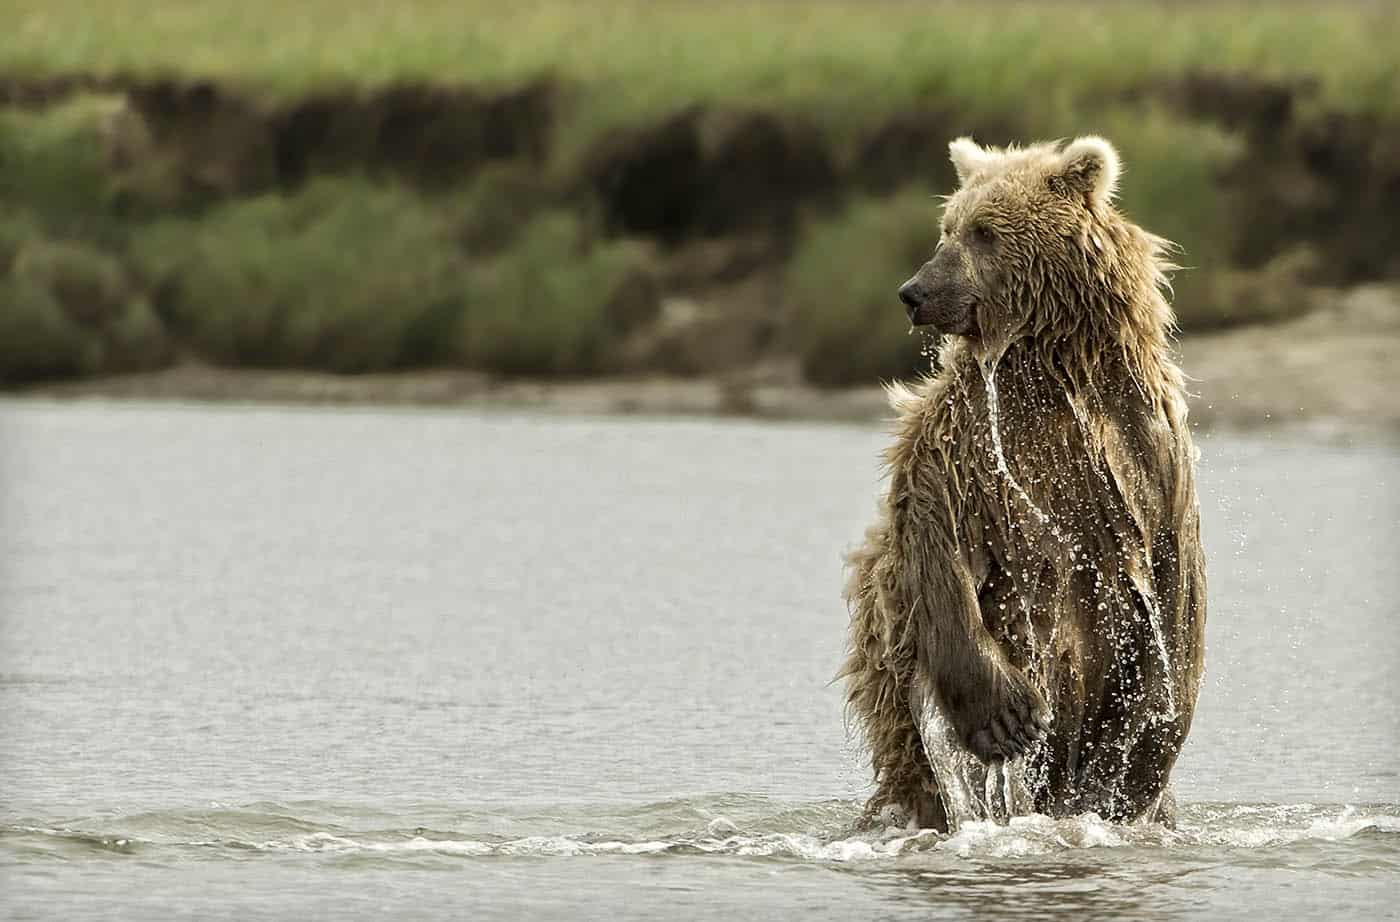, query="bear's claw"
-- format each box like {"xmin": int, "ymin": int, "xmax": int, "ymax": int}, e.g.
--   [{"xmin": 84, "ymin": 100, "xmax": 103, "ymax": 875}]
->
[{"xmin": 962, "ymin": 673, "xmax": 1051, "ymax": 763}]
